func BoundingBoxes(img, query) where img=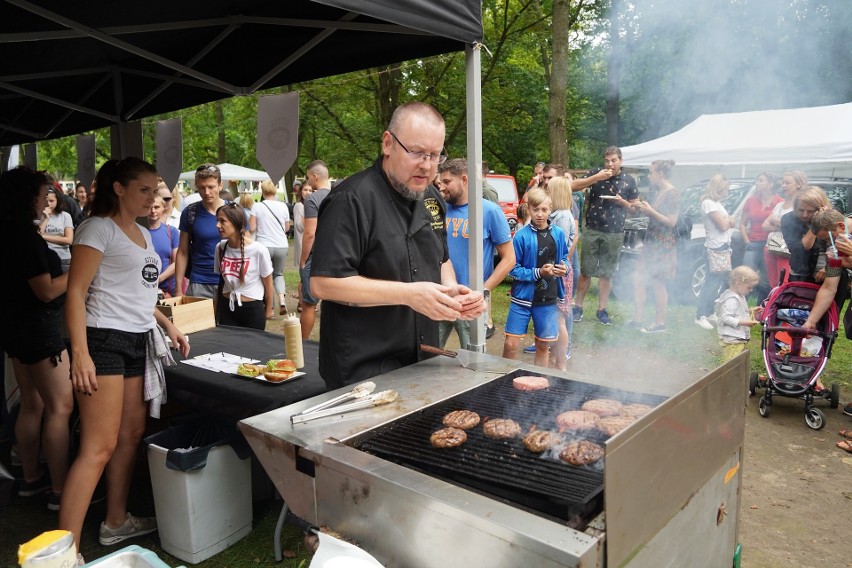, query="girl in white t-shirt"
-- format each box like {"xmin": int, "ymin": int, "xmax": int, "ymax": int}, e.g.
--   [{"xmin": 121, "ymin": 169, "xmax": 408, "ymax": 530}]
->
[
  {"xmin": 39, "ymin": 188, "xmax": 74, "ymax": 272},
  {"xmin": 214, "ymin": 202, "xmax": 274, "ymax": 330},
  {"xmin": 62, "ymin": 158, "xmax": 190, "ymax": 553},
  {"xmin": 695, "ymin": 175, "xmax": 736, "ymax": 329}
]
